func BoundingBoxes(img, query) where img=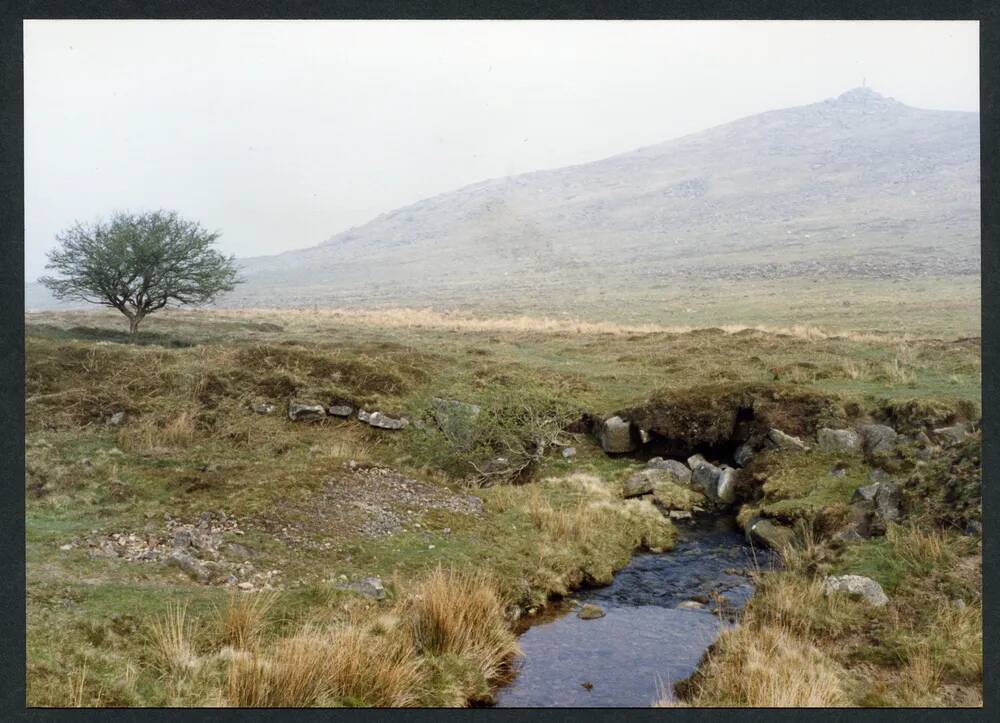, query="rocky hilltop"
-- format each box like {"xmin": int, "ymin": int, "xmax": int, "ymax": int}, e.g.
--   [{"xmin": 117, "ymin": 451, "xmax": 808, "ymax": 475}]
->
[{"xmin": 28, "ymin": 88, "xmax": 980, "ymax": 311}]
